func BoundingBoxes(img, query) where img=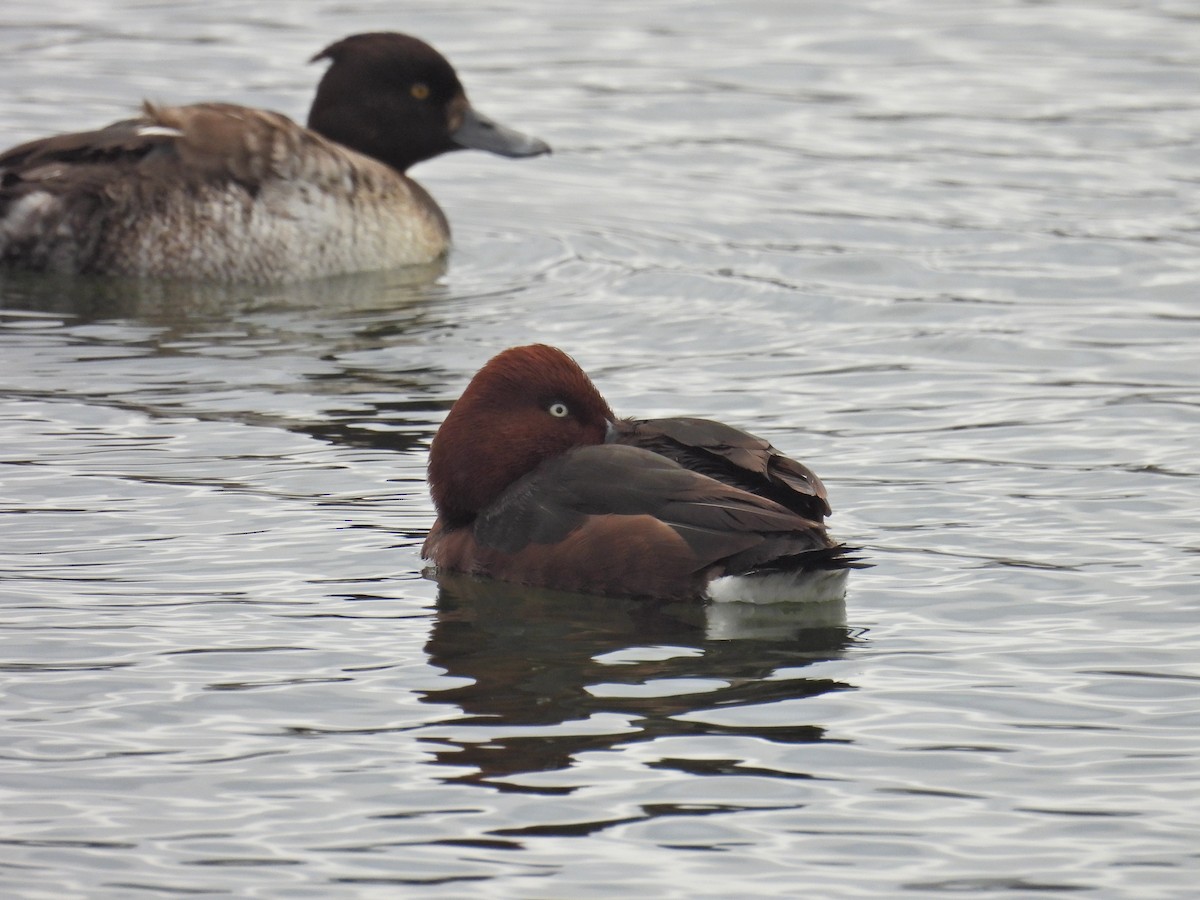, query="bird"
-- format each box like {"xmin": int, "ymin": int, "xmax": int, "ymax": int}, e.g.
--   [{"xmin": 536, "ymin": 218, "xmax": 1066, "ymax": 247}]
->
[
  {"xmin": 423, "ymin": 344, "xmax": 863, "ymax": 602},
  {"xmin": 0, "ymin": 32, "xmax": 550, "ymax": 283}
]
